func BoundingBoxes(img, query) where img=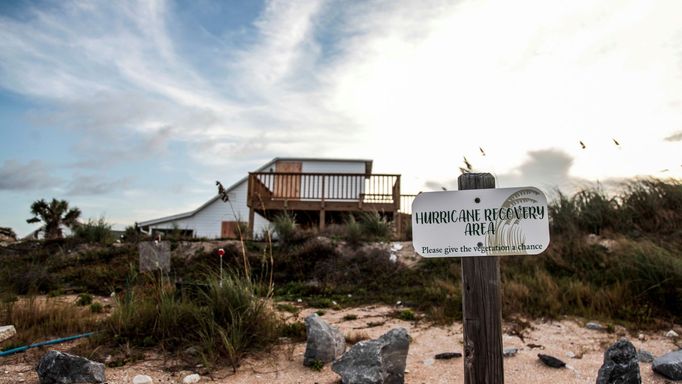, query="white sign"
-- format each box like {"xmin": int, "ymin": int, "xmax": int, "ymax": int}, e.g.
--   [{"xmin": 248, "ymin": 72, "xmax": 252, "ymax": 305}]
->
[{"xmin": 411, "ymin": 187, "xmax": 550, "ymax": 257}]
